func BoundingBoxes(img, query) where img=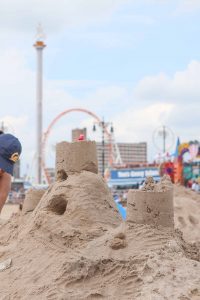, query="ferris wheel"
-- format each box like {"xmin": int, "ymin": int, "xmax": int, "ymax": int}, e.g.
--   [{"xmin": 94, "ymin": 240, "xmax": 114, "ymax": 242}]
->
[{"xmin": 152, "ymin": 125, "xmax": 175, "ymax": 156}]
